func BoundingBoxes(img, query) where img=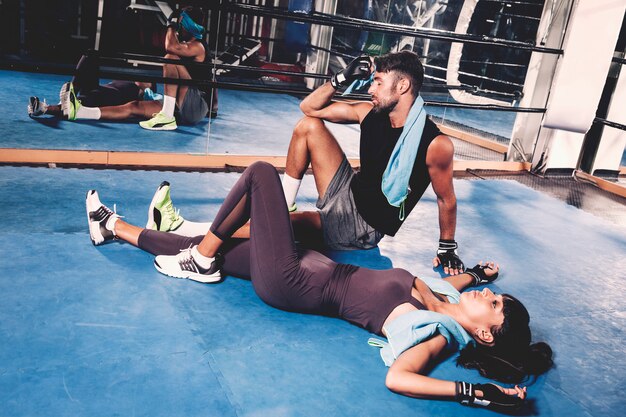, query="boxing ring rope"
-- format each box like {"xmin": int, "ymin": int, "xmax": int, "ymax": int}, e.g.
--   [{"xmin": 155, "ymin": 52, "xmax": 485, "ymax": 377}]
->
[
  {"xmin": 89, "ymin": 51, "xmax": 546, "ymax": 113},
  {"xmin": 208, "ymin": 2, "xmax": 563, "ymax": 54},
  {"xmin": 594, "ymin": 117, "xmax": 626, "ymax": 132}
]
